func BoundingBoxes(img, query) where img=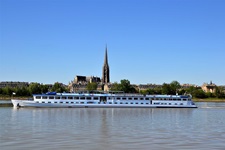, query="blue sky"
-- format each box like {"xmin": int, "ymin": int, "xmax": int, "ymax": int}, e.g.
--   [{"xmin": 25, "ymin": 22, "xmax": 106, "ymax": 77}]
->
[{"xmin": 0, "ymin": 0, "xmax": 225, "ymax": 86}]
